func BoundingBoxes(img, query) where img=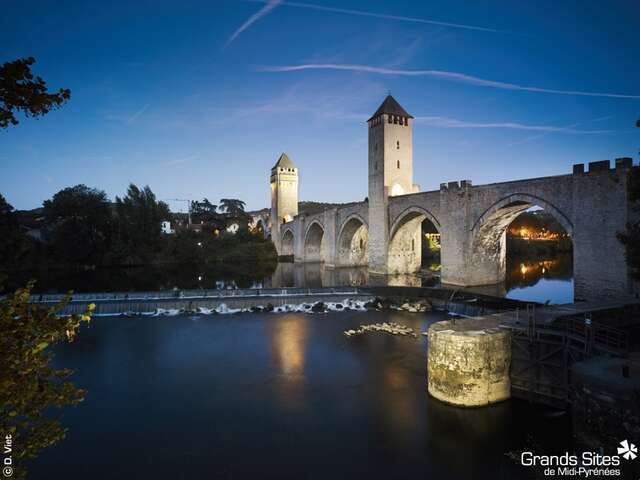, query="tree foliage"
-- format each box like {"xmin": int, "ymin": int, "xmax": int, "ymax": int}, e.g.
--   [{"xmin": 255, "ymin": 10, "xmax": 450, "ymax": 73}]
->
[
  {"xmin": 113, "ymin": 184, "xmax": 171, "ymax": 264},
  {"xmin": 191, "ymin": 198, "xmax": 223, "ymax": 232},
  {"xmin": 0, "ymin": 283, "xmax": 93, "ymax": 479},
  {"xmin": 219, "ymin": 198, "xmax": 250, "ymax": 230},
  {"xmin": 42, "ymin": 185, "xmax": 112, "ymax": 265},
  {"xmin": 0, "ymin": 57, "xmax": 71, "ymax": 129},
  {"xmin": 0, "ymin": 194, "xmax": 34, "ymax": 269}
]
